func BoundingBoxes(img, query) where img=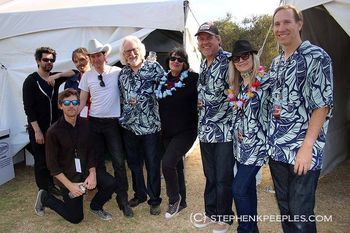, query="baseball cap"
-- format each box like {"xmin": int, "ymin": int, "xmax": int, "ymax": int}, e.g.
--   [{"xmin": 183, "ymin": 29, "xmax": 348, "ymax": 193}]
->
[{"xmin": 195, "ymin": 22, "xmax": 219, "ymax": 36}]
